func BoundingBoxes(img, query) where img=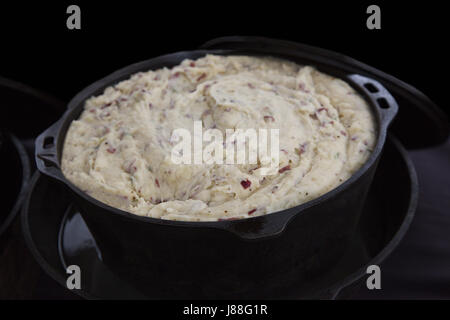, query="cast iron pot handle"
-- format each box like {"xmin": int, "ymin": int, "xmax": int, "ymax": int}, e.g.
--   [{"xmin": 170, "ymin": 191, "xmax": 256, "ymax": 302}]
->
[
  {"xmin": 35, "ymin": 120, "xmax": 65, "ymax": 182},
  {"xmin": 347, "ymin": 74, "xmax": 398, "ymax": 128}
]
